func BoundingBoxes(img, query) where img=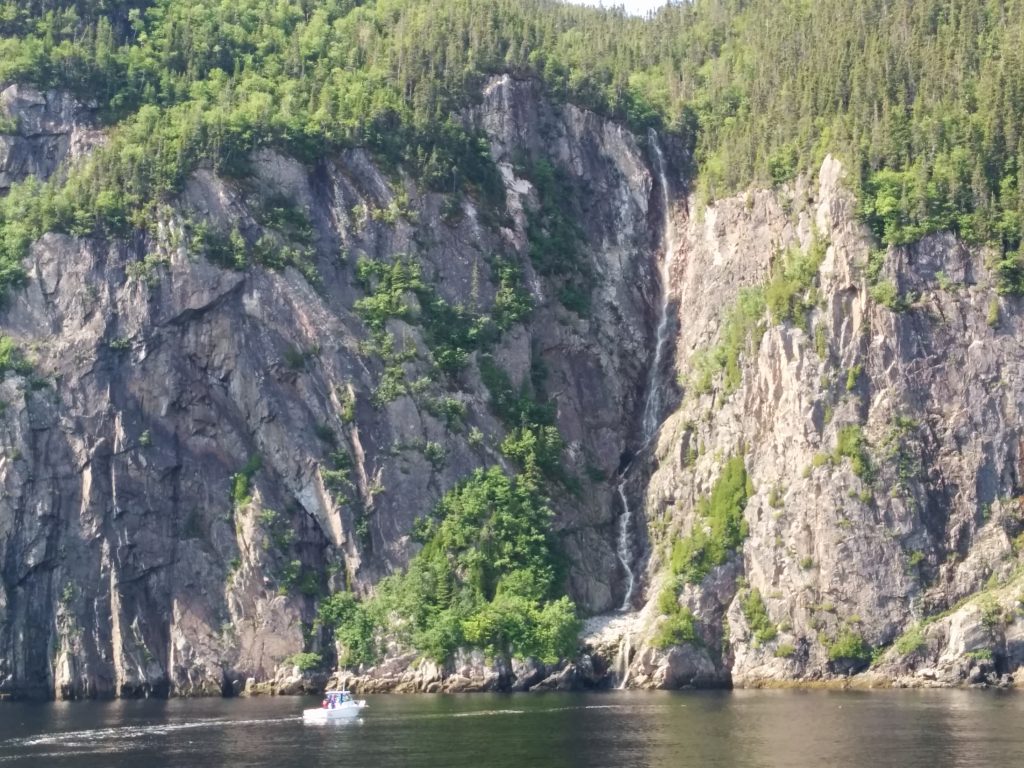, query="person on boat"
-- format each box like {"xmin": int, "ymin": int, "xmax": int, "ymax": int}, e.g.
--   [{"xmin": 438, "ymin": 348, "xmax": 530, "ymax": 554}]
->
[{"xmin": 322, "ymin": 697, "xmax": 328, "ymax": 708}]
